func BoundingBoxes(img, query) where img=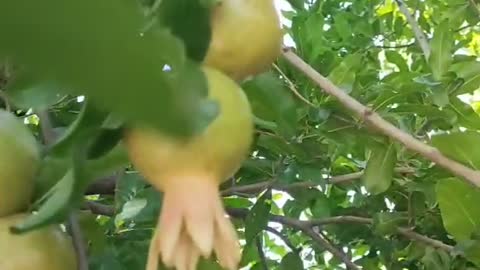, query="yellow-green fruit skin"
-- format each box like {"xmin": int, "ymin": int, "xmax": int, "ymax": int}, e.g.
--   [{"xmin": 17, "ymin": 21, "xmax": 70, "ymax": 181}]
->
[
  {"xmin": 0, "ymin": 110, "xmax": 40, "ymax": 217},
  {"xmin": 0, "ymin": 214, "xmax": 78, "ymax": 270},
  {"xmin": 204, "ymin": 0, "xmax": 283, "ymax": 81},
  {"xmin": 125, "ymin": 67, "xmax": 254, "ymax": 189}
]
